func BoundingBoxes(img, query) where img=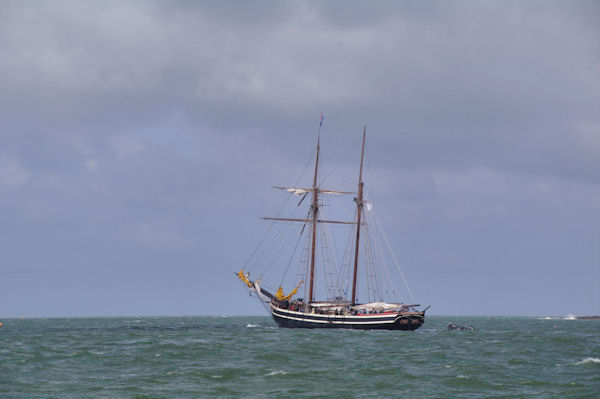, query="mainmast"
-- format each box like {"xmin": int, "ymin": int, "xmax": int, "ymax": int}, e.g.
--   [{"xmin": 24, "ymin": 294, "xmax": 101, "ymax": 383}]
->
[
  {"xmin": 351, "ymin": 126, "xmax": 366, "ymax": 305},
  {"xmin": 308, "ymin": 126, "xmax": 321, "ymax": 304}
]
